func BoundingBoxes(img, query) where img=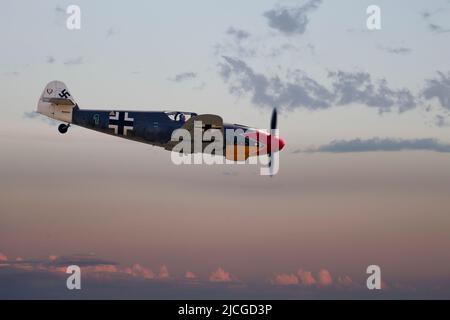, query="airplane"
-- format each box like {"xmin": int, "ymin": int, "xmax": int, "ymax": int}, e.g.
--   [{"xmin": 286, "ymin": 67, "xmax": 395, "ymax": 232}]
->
[{"xmin": 37, "ymin": 81, "xmax": 285, "ymax": 174}]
